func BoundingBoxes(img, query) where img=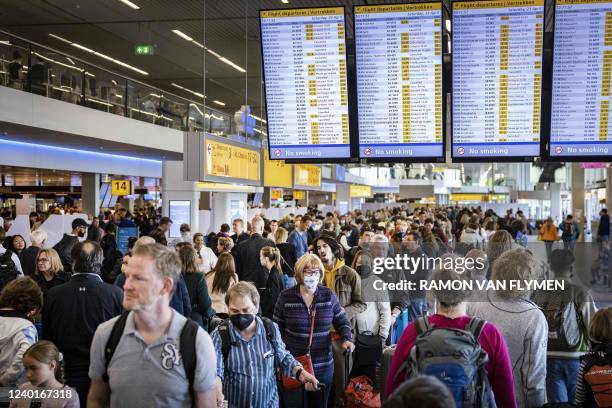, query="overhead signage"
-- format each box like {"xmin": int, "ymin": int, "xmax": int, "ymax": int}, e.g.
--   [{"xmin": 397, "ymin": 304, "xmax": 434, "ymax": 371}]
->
[
  {"xmin": 271, "ymin": 188, "xmax": 283, "ymax": 201},
  {"xmin": 294, "ymin": 164, "xmax": 322, "ymax": 189},
  {"xmin": 202, "ymin": 135, "xmax": 261, "ymax": 185},
  {"xmin": 549, "ymin": 0, "xmax": 612, "ymax": 160},
  {"xmin": 260, "ymin": 7, "xmax": 352, "ymax": 161},
  {"xmin": 355, "ymin": 3, "xmax": 444, "ymax": 161},
  {"xmin": 452, "ymin": 0, "xmax": 544, "ymax": 160},
  {"xmin": 263, "ymin": 149, "xmax": 293, "ymax": 188},
  {"xmin": 111, "ymin": 179, "xmax": 132, "ymax": 196},
  {"xmin": 349, "ymin": 185, "xmax": 373, "ymax": 198}
]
